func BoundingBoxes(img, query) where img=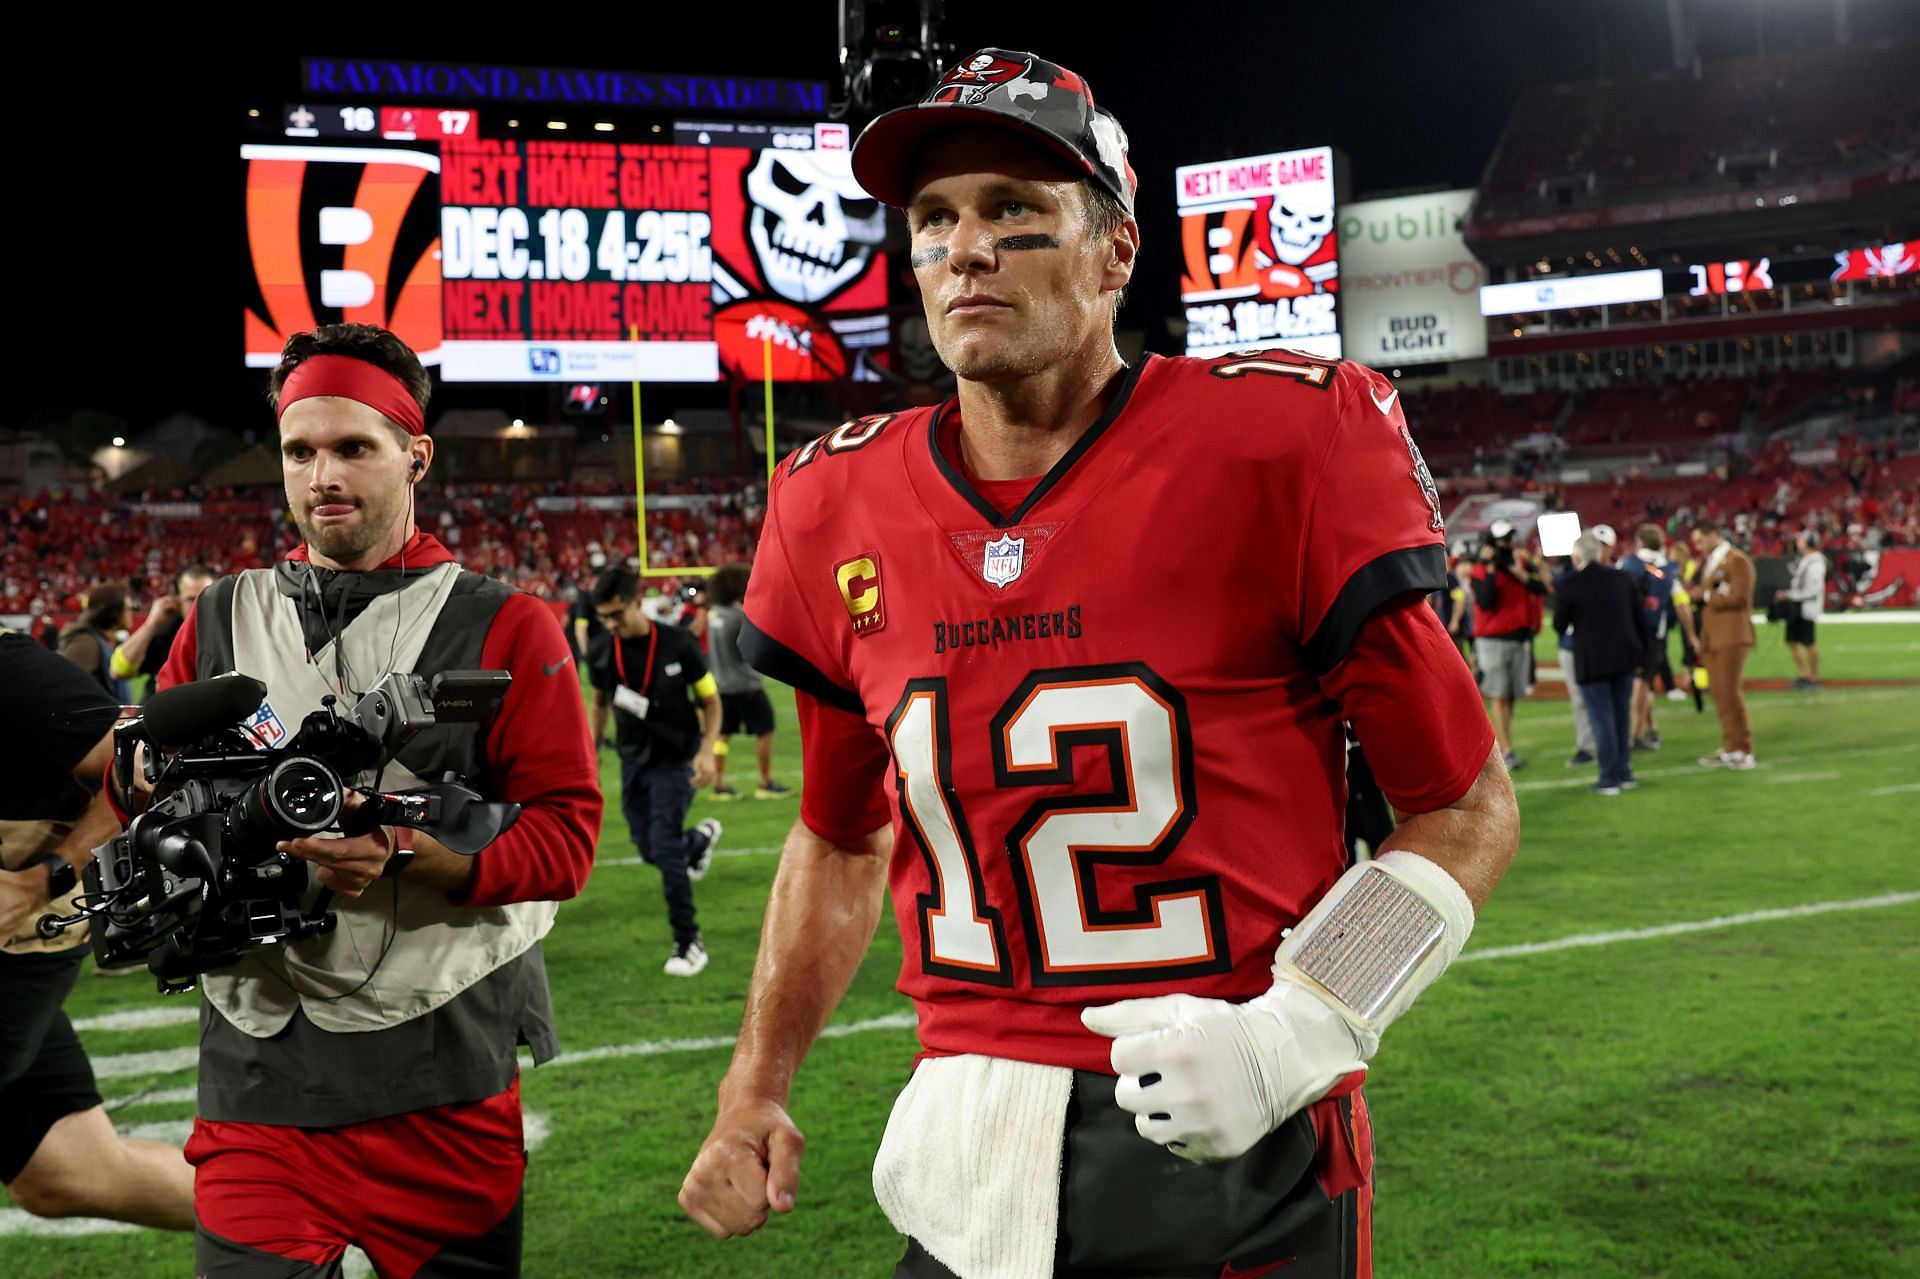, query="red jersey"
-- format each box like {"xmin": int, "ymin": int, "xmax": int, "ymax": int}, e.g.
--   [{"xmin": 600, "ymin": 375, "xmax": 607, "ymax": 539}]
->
[{"xmin": 743, "ymin": 351, "xmax": 1467, "ymax": 1071}]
